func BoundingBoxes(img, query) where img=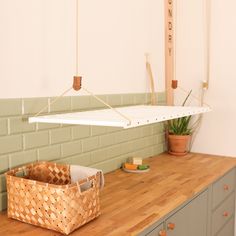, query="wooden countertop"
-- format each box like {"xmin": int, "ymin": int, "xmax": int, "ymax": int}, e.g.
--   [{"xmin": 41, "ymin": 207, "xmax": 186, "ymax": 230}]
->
[{"xmin": 1, "ymin": 152, "xmax": 236, "ymax": 236}]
